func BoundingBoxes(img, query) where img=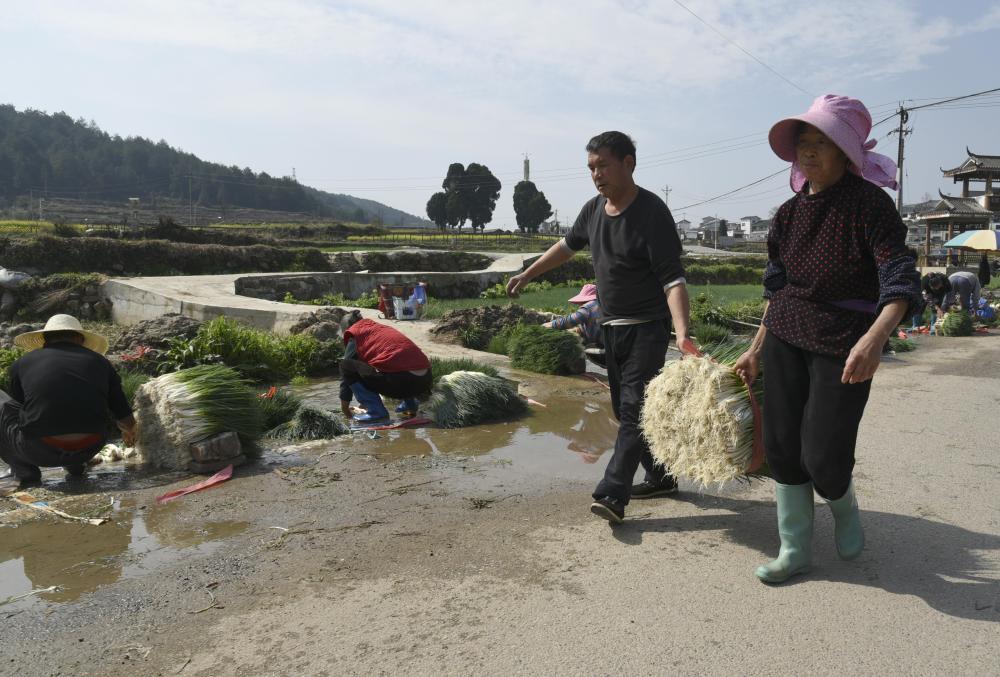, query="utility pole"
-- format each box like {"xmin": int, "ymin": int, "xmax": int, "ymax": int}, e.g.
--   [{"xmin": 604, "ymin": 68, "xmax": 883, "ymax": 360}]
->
[
  {"xmin": 889, "ymin": 105, "xmax": 912, "ymax": 212},
  {"xmin": 662, "ymin": 185, "xmax": 671, "ymax": 207},
  {"xmin": 188, "ymin": 176, "xmax": 193, "ymax": 226},
  {"xmin": 523, "ymin": 154, "xmax": 530, "ymax": 182}
]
